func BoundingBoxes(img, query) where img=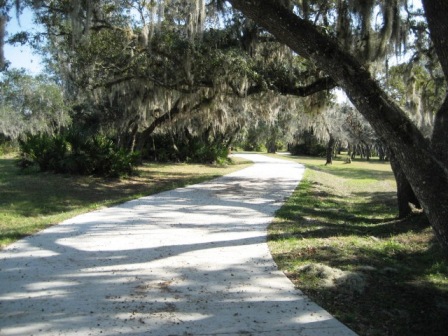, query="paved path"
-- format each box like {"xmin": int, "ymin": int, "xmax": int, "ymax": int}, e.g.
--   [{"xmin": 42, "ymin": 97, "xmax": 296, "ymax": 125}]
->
[{"xmin": 0, "ymin": 154, "xmax": 356, "ymax": 336}]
